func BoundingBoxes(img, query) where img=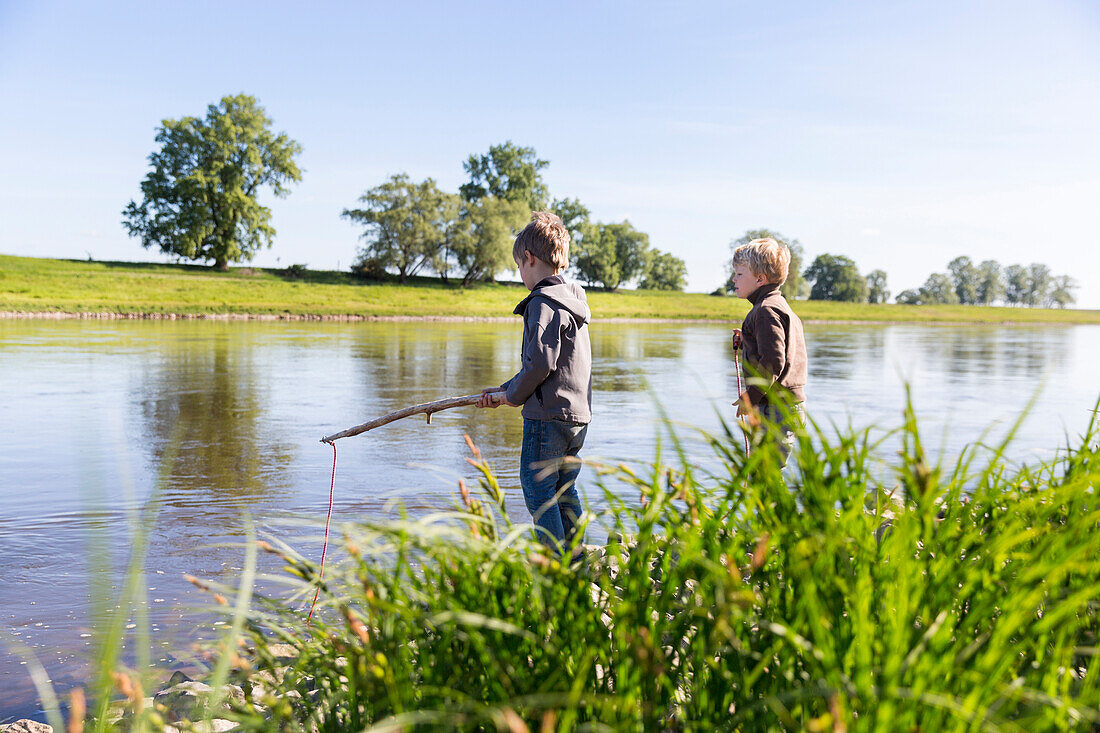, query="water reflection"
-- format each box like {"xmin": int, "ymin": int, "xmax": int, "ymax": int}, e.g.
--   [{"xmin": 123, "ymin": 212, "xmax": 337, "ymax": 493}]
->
[
  {"xmin": 592, "ymin": 324, "xmax": 685, "ymax": 393},
  {"xmin": 138, "ymin": 332, "xmax": 296, "ymax": 506}
]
